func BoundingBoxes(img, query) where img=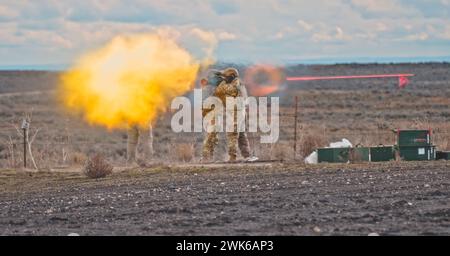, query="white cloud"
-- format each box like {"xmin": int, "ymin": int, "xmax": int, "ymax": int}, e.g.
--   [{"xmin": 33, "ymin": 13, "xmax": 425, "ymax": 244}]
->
[
  {"xmin": 336, "ymin": 27, "xmax": 345, "ymax": 39},
  {"xmin": 350, "ymin": 0, "xmax": 416, "ymax": 15},
  {"xmin": 298, "ymin": 20, "xmax": 313, "ymax": 32},
  {"xmin": 375, "ymin": 22, "xmax": 388, "ymax": 32},
  {"xmin": 0, "ymin": 0, "xmax": 449, "ymax": 66},
  {"xmin": 0, "ymin": 5, "xmax": 19, "ymax": 20},
  {"xmin": 441, "ymin": 25, "xmax": 450, "ymax": 39},
  {"xmin": 312, "ymin": 33, "xmax": 334, "ymax": 42},
  {"xmin": 217, "ymin": 31, "xmax": 237, "ymax": 41},
  {"xmin": 272, "ymin": 26, "xmax": 297, "ymax": 40},
  {"xmin": 403, "ymin": 33, "xmax": 429, "ymax": 41},
  {"xmin": 311, "ymin": 27, "xmax": 351, "ymax": 42}
]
